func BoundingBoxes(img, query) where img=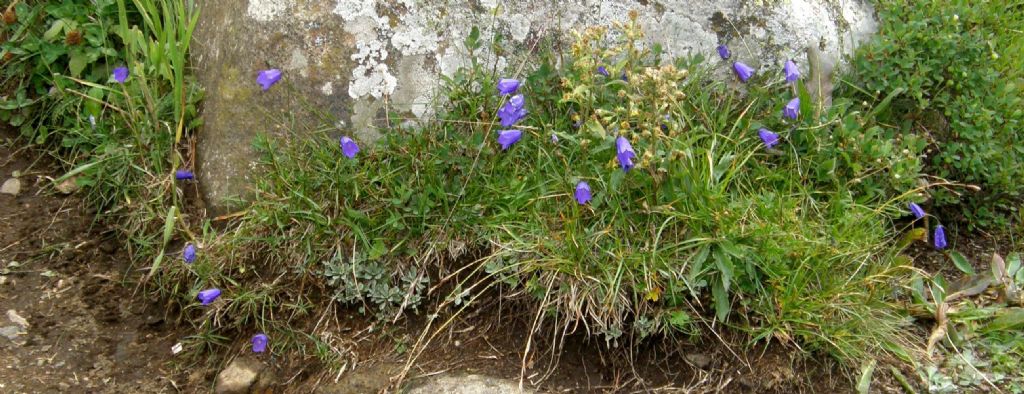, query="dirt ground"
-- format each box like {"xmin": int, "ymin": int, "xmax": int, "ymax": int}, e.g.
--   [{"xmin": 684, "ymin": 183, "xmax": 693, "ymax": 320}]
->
[{"xmin": 1, "ymin": 126, "xmax": 908, "ymax": 393}]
